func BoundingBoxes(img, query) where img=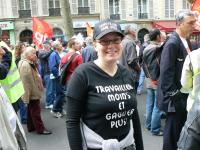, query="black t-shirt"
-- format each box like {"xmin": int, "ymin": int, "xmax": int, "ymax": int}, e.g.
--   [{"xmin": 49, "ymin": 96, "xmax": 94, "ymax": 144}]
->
[{"xmin": 66, "ymin": 62, "xmax": 143, "ymax": 150}]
